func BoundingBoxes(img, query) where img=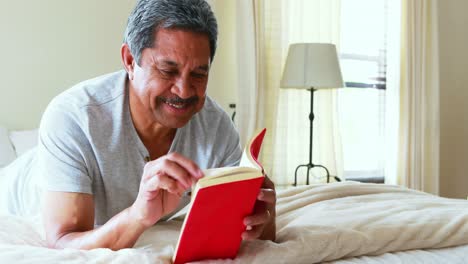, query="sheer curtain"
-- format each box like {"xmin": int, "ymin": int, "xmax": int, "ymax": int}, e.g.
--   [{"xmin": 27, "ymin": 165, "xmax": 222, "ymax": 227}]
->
[
  {"xmin": 384, "ymin": 0, "xmax": 402, "ymax": 186},
  {"xmin": 396, "ymin": 0, "xmax": 440, "ymax": 194},
  {"xmin": 235, "ymin": 0, "xmax": 343, "ymax": 185},
  {"xmin": 235, "ymin": 0, "xmax": 263, "ymax": 146}
]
